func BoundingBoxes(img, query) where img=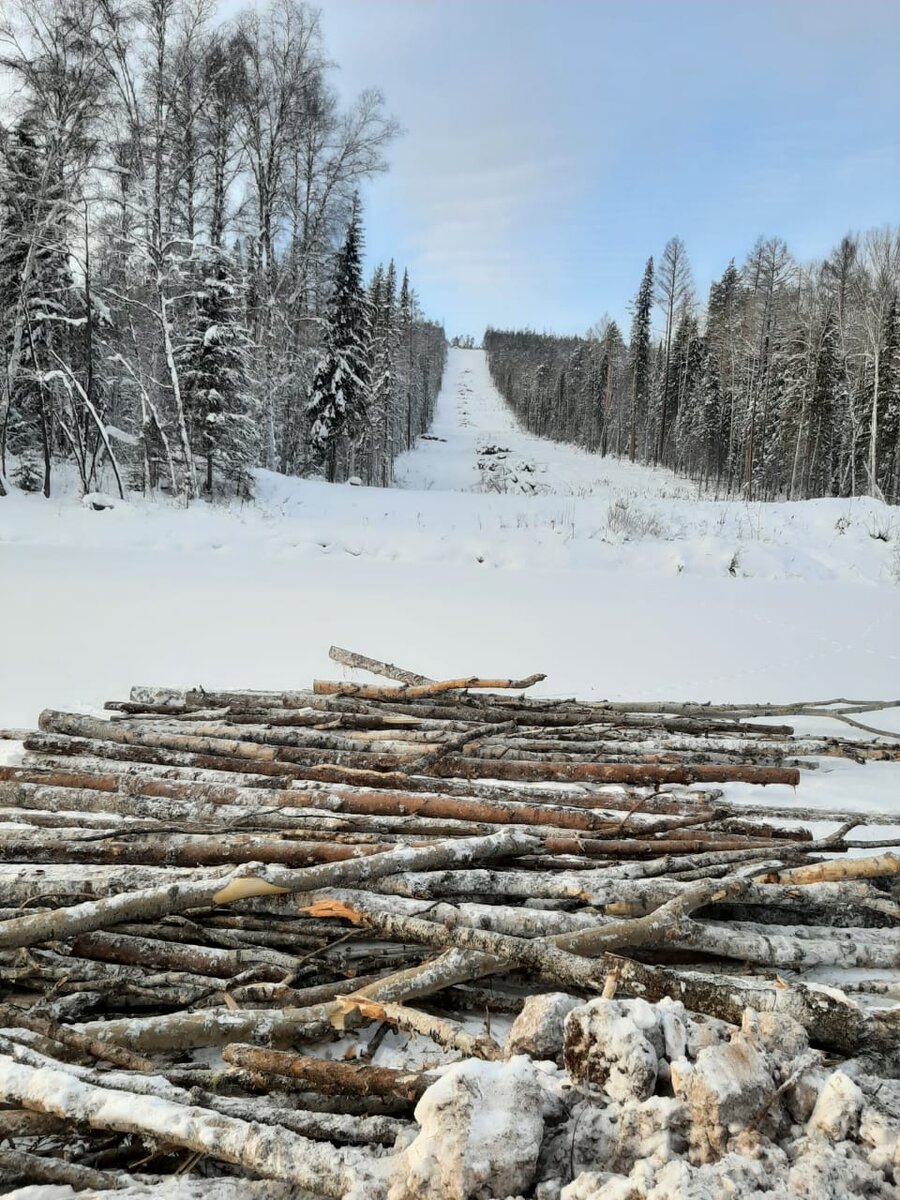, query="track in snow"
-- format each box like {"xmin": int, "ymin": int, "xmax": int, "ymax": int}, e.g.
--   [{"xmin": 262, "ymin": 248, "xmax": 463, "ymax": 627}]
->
[{"xmin": 394, "ymin": 348, "xmax": 688, "ymax": 498}]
